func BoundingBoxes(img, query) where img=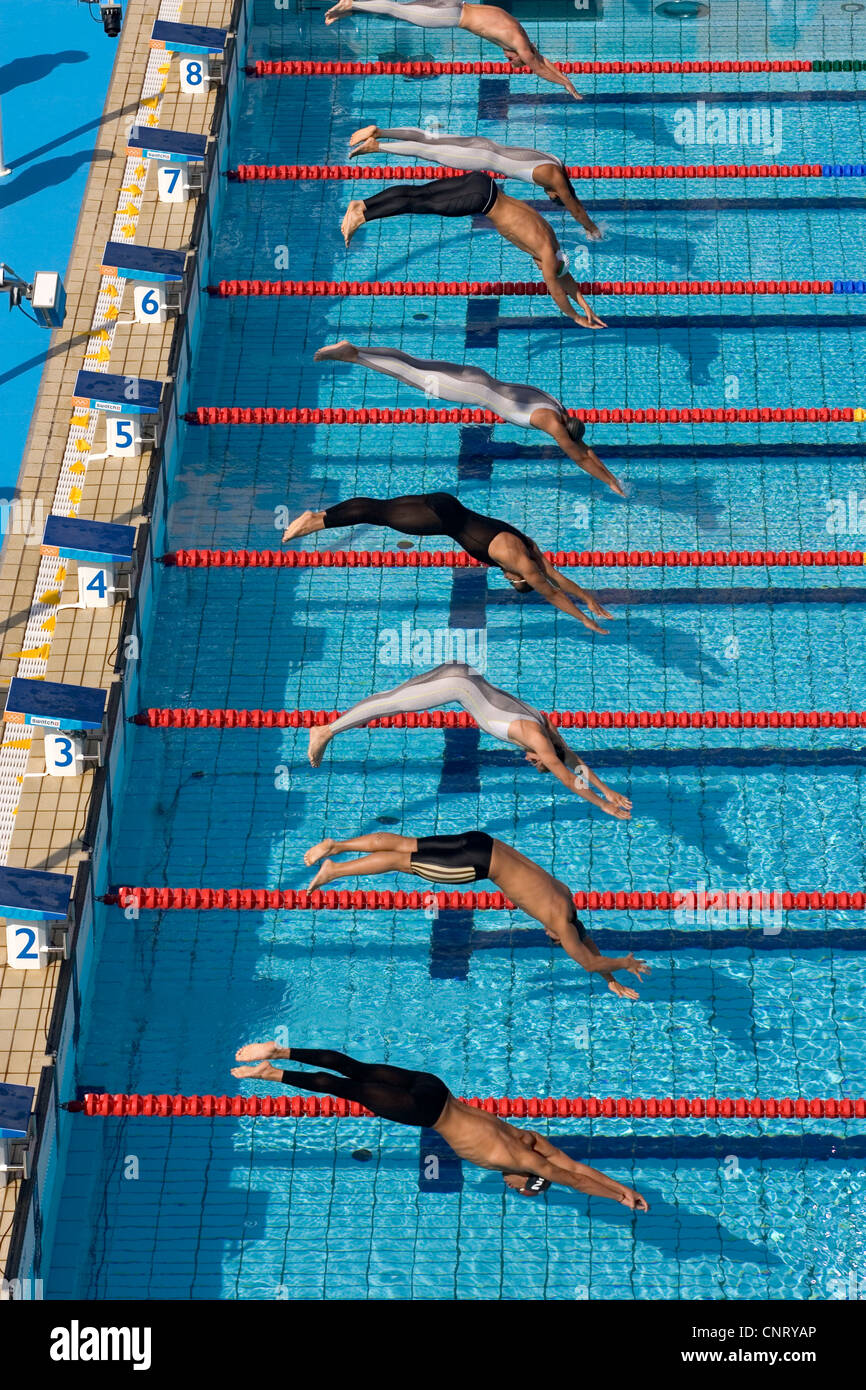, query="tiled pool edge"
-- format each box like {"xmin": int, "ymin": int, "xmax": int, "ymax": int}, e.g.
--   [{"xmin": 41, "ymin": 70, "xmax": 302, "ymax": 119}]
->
[{"xmin": 1, "ymin": 0, "xmax": 248, "ymax": 1291}]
